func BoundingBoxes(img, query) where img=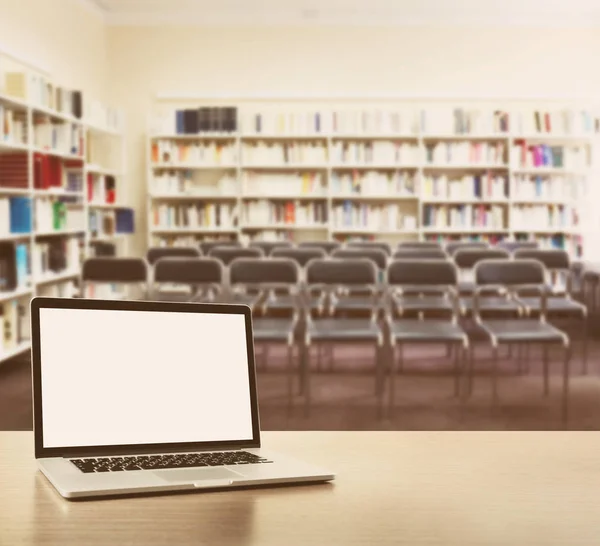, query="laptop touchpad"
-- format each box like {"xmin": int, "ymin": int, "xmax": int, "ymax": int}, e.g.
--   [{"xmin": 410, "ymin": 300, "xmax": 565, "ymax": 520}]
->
[{"xmin": 153, "ymin": 467, "xmax": 240, "ymax": 483}]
